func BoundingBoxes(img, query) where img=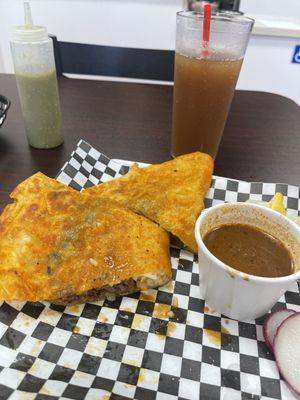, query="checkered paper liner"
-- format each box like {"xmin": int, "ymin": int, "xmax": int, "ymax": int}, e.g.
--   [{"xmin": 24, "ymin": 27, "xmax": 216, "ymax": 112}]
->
[{"xmin": 0, "ymin": 140, "xmax": 299, "ymax": 400}]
